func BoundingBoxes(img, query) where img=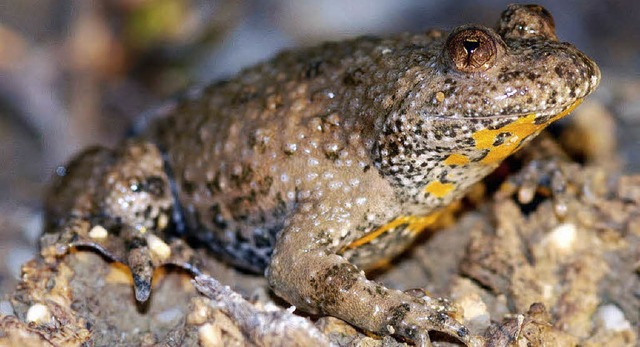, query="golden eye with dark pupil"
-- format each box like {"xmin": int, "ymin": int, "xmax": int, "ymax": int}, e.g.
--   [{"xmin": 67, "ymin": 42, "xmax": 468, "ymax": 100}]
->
[{"xmin": 446, "ymin": 28, "xmax": 497, "ymax": 73}]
